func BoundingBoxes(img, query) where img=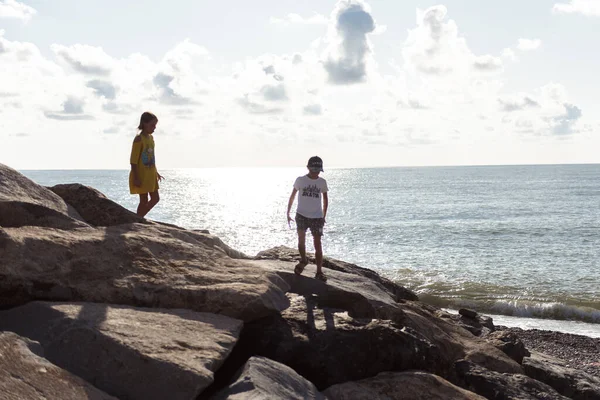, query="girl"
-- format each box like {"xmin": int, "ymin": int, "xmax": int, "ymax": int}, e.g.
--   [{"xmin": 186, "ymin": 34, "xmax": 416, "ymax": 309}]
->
[{"xmin": 129, "ymin": 111, "xmax": 163, "ymax": 217}]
